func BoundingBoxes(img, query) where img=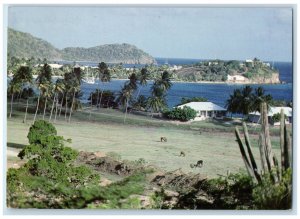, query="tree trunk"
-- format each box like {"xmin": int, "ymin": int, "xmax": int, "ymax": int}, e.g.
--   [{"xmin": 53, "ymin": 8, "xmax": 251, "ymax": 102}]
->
[
  {"xmin": 49, "ymin": 93, "xmax": 56, "ymax": 122},
  {"xmin": 9, "ymin": 93, "xmax": 14, "ymax": 118},
  {"xmin": 96, "ymin": 89, "xmax": 100, "ymax": 108},
  {"xmin": 99, "ymin": 90, "xmax": 104, "ymax": 110},
  {"xmin": 23, "ymin": 98, "xmax": 29, "ymax": 123},
  {"xmin": 89, "ymin": 92, "xmax": 93, "ymax": 120},
  {"xmin": 64, "ymin": 92, "xmax": 68, "ymax": 120},
  {"xmin": 54, "ymin": 97, "xmax": 59, "ymax": 123},
  {"xmin": 43, "ymin": 96, "xmax": 48, "ymax": 120},
  {"xmin": 33, "ymin": 94, "xmax": 40, "ymax": 123},
  {"xmin": 59, "ymin": 92, "xmax": 64, "ymax": 117},
  {"xmin": 68, "ymin": 91, "xmax": 76, "ymax": 123},
  {"xmin": 124, "ymin": 98, "xmax": 129, "ymax": 124}
]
